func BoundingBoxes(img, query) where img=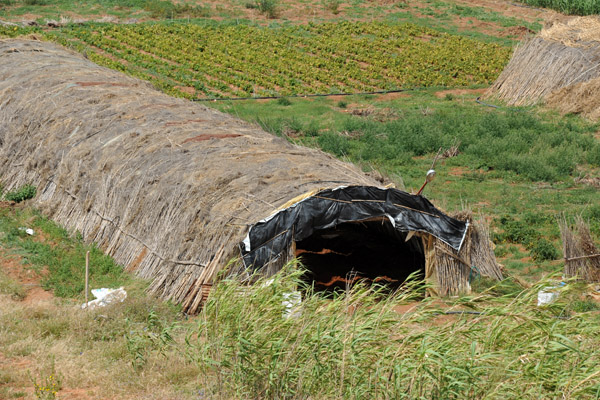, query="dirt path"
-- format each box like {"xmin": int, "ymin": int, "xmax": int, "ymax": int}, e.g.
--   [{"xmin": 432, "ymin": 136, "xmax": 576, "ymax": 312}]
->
[{"xmin": 3, "ymin": 0, "xmax": 564, "ymax": 29}]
